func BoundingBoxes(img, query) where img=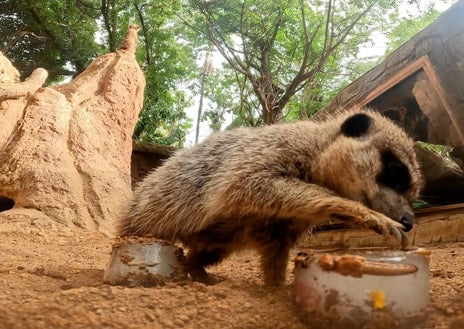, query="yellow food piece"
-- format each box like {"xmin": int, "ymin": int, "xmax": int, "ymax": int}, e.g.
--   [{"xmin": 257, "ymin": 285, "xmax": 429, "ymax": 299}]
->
[{"xmin": 369, "ymin": 290, "xmax": 385, "ymax": 309}]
